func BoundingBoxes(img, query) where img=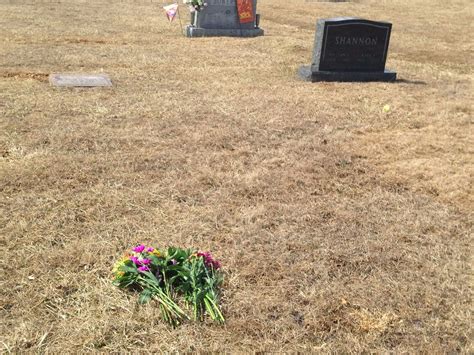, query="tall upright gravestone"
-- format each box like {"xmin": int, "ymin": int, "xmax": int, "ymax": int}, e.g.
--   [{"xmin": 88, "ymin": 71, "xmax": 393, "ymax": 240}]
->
[
  {"xmin": 299, "ymin": 18, "xmax": 396, "ymax": 82},
  {"xmin": 186, "ymin": 0, "xmax": 264, "ymax": 37}
]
